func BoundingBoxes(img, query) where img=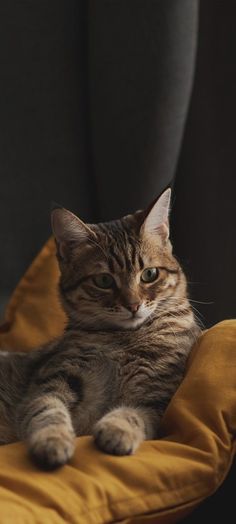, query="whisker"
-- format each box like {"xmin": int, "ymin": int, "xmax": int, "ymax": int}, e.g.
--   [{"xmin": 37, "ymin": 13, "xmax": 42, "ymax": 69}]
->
[
  {"xmin": 189, "ymin": 299, "xmax": 214, "ymax": 305},
  {"xmin": 186, "ymin": 281, "xmax": 205, "ymax": 285}
]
